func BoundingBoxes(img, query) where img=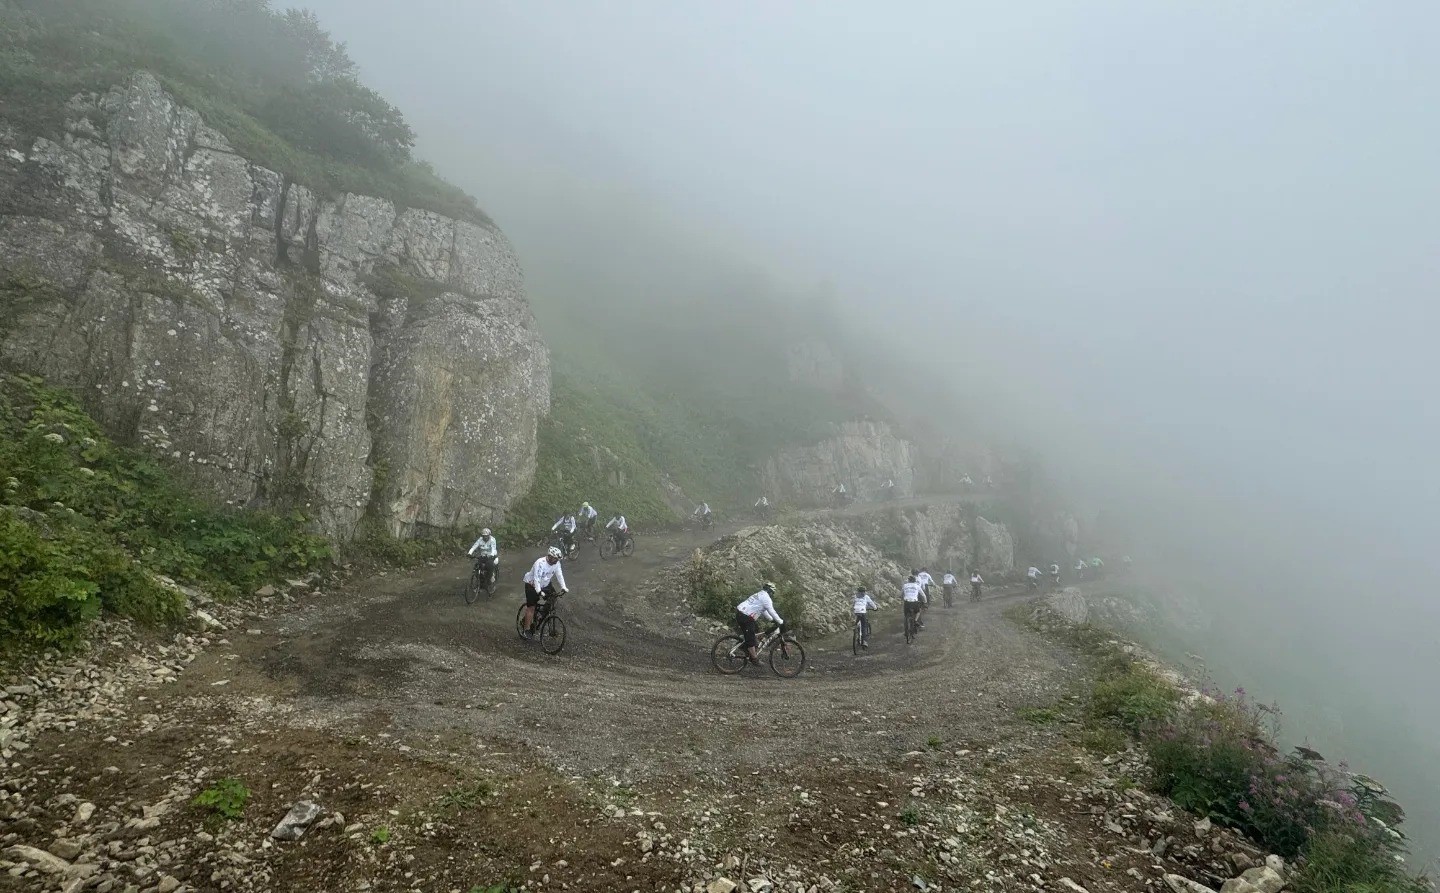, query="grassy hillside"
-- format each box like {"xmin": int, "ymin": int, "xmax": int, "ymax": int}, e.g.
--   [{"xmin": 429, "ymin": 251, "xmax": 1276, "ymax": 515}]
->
[
  {"xmin": 0, "ymin": 374, "xmax": 329, "ymax": 651},
  {"xmin": 0, "ymin": 0, "xmax": 484, "ymax": 224},
  {"xmin": 498, "ymin": 293, "xmax": 879, "ymax": 540}
]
